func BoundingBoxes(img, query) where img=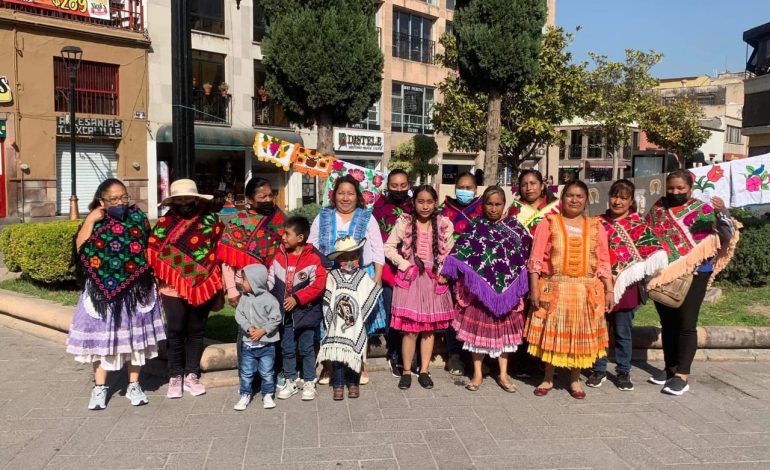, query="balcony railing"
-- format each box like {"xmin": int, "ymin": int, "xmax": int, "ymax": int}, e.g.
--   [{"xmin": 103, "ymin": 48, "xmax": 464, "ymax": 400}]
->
[
  {"xmin": 193, "ymin": 90, "xmax": 231, "ymax": 126},
  {"xmin": 569, "ymin": 144, "xmax": 583, "ymax": 160},
  {"xmin": 0, "ymin": 0, "xmax": 144, "ymax": 32},
  {"xmin": 392, "ymin": 32, "xmax": 435, "ymax": 64},
  {"xmin": 252, "ymin": 97, "xmax": 290, "ymax": 128}
]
